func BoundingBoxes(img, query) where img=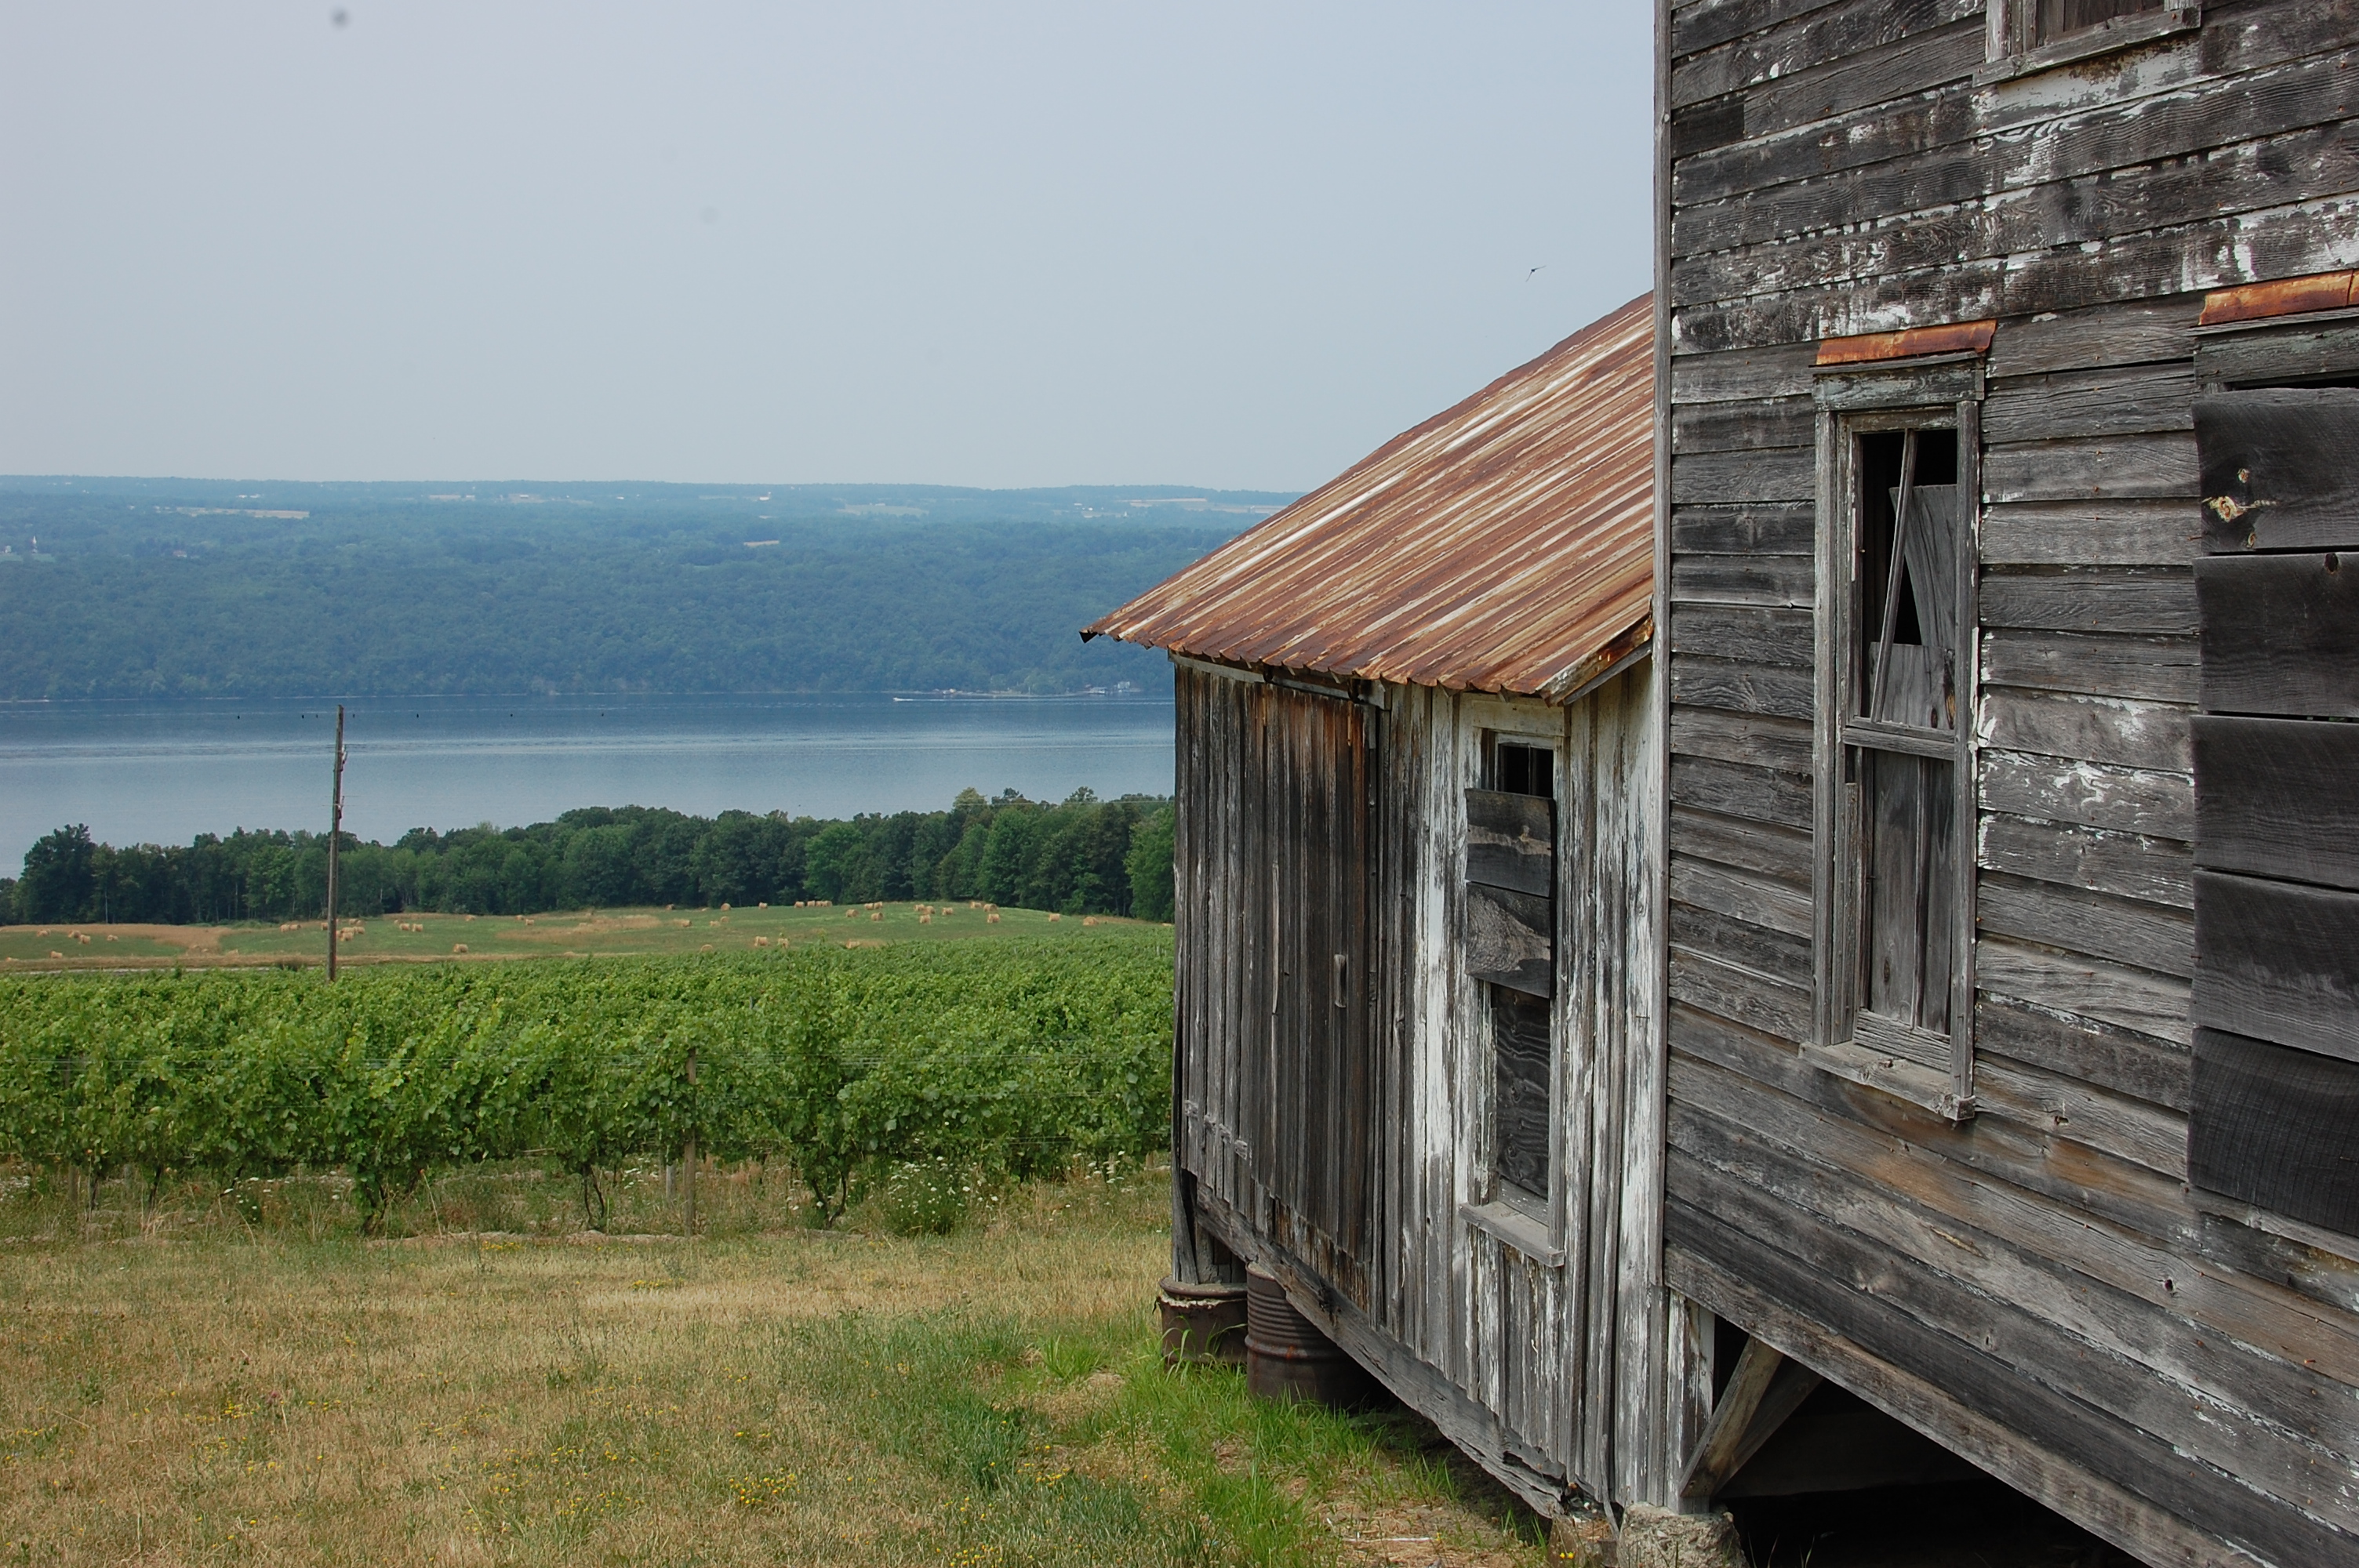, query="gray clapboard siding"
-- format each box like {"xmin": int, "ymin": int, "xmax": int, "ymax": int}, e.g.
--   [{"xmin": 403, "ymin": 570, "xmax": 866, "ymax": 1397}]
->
[
  {"xmin": 1978, "ymin": 501, "xmax": 2201, "ymax": 568},
  {"xmin": 1670, "ymin": 604, "xmax": 1814, "ymax": 667},
  {"xmin": 1673, "ymin": 448, "xmax": 1818, "ymax": 506},
  {"xmin": 2194, "ymin": 388, "xmax": 2359, "ymax": 553},
  {"xmin": 2196, "ymin": 550, "xmax": 2359, "ymax": 718},
  {"xmin": 1977, "ymin": 872, "xmax": 2193, "ymax": 979},
  {"xmin": 1977, "ymin": 747, "xmax": 2194, "ymax": 841},
  {"xmin": 1976, "ymin": 688, "xmax": 2191, "ymax": 775},
  {"xmin": 1976, "ymin": 935, "xmax": 2193, "ymax": 1047},
  {"xmin": 1672, "ymin": 395, "xmax": 1817, "ymax": 454},
  {"xmin": 1670, "ymin": 502, "xmax": 1817, "ymax": 556},
  {"xmin": 1669, "ymin": 706, "xmax": 1814, "ymax": 772},
  {"xmin": 1671, "ymin": 554, "xmax": 1816, "ymax": 607},
  {"xmin": 1979, "ymin": 812, "xmax": 2194, "ymax": 908},
  {"xmin": 1671, "ymin": 753, "xmax": 1816, "ymax": 831},
  {"xmin": 2192, "ymin": 870, "xmax": 2359, "ymax": 1065},
  {"xmin": 1670, "ymin": 653, "xmax": 1816, "ymax": 719},
  {"xmin": 2192, "ymin": 714, "xmax": 2359, "ymax": 890},
  {"xmin": 1670, "ymin": 804, "xmax": 1814, "ymax": 884},
  {"xmin": 1974, "ymin": 996, "xmax": 2191, "ymax": 1113},
  {"xmin": 1979, "ymin": 630, "xmax": 2197, "ymax": 704},
  {"xmin": 1670, "ymin": 852, "xmax": 1815, "ymax": 938},
  {"xmin": 1979, "ymin": 568, "xmax": 2197, "ymax": 636}
]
